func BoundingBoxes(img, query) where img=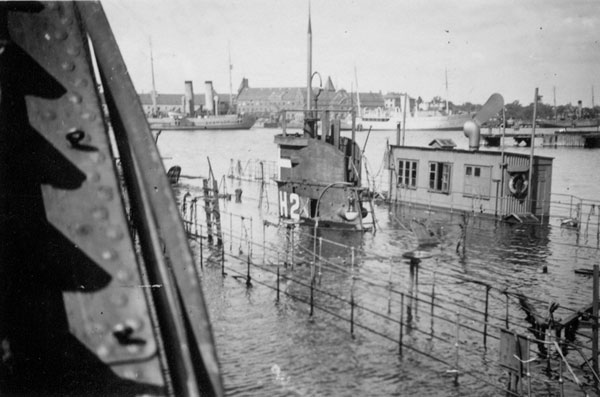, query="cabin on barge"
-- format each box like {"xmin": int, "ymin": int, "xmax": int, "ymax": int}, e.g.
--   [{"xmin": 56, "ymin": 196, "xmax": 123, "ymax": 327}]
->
[{"xmin": 387, "ymin": 138, "xmax": 553, "ymax": 221}]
